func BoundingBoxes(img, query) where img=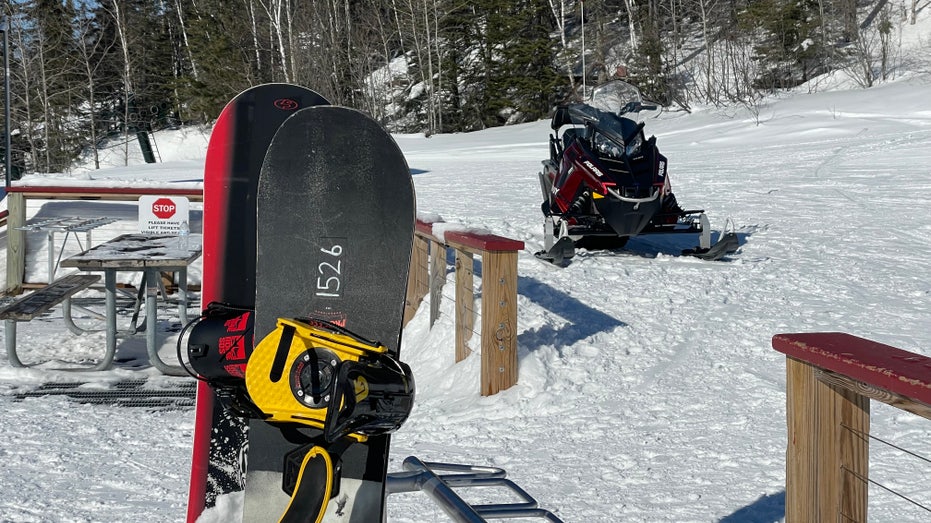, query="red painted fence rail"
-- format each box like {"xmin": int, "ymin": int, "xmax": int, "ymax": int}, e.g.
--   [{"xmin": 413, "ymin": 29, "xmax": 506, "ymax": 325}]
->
[
  {"xmin": 774, "ymin": 332, "xmax": 931, "ymax": 406},
  {"xmin": 5, "ymin": 185, "xmax": 202, "ymax": 200},
  {"xmin": 773, "ymin": 332, "xmax": 931, "ymax": 522}
]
